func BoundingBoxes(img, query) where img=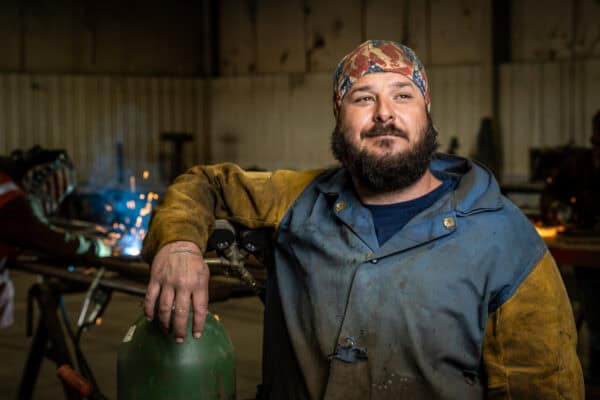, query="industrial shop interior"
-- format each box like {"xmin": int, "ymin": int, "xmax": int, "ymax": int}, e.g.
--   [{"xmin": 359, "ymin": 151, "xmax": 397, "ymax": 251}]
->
[{"xmin": 0, "ymin": 1, "xmax": 599, "ymax": 399}]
